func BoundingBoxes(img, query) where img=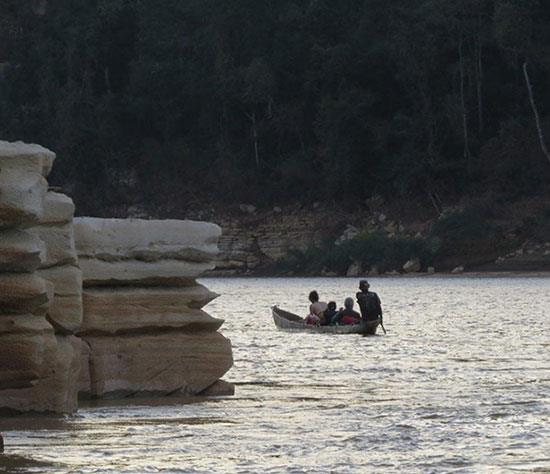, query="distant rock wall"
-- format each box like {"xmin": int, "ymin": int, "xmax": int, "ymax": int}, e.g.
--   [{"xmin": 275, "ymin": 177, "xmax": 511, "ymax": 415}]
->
[
  {"xmin": 74, "ymin": 218, "xmax": 233, "ymax": 399},
  {"xmin": 208, "ymin": 212, "xmax": 325, "ymax": 275}
]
